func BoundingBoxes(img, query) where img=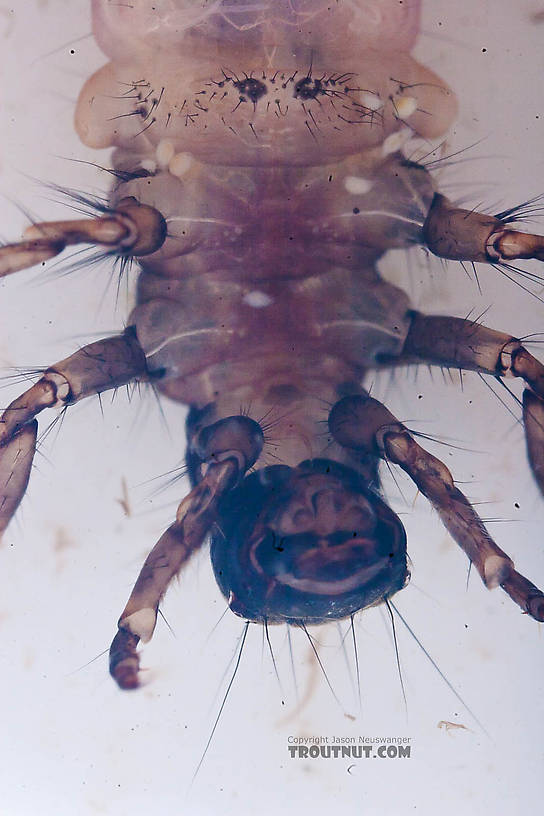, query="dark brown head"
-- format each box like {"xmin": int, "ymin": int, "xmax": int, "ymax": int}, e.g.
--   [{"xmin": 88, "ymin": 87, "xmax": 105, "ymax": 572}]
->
[{"xmin": 210, "ymin": 459, "xmax": 409, "ymax": 624}]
